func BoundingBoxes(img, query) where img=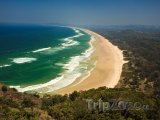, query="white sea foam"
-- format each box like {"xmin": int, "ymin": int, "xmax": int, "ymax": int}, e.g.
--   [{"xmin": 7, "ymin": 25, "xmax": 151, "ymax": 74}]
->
[
  {"xmin": 10, "ymin": 75, "xmax": 64, "ymax": 92},
  {"xmin": 39, "ymin": 46, "xmax": 65, "ymax": 55},
  {"xmin": 10, "ymin": 28, "xmax": 96, "ymax": 93},
  {"xmin": 61, "ymin": 40, "xmax": 79, "ymax": 47},
  {"xmin": 40, "ymin": 30, "xmax": 82, "ymax": 53},
  {"xmin": 12, "ymin": 57, "xmax": 37, "ymax": 64},
  {"xmin": 55, "ymin": 63, "xmax": 64, "ymax": 66},
  {"xmin": 0, "ymin": 64, "xmax": 11, "ymax": 68},
  {"xmin": 72, "ymin": 61, "xmax": 97, "ymax": 87},
  {"xmin": 30, "ymin": 28, "xmax": 83, "ymax": 55},
  {"xmin": 32, "ymin": 47, "xmax": 51, "ymax": 53},
  {"xmin": 60, "ymin": 28, "xmax": 85, "ymax": 48}
]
